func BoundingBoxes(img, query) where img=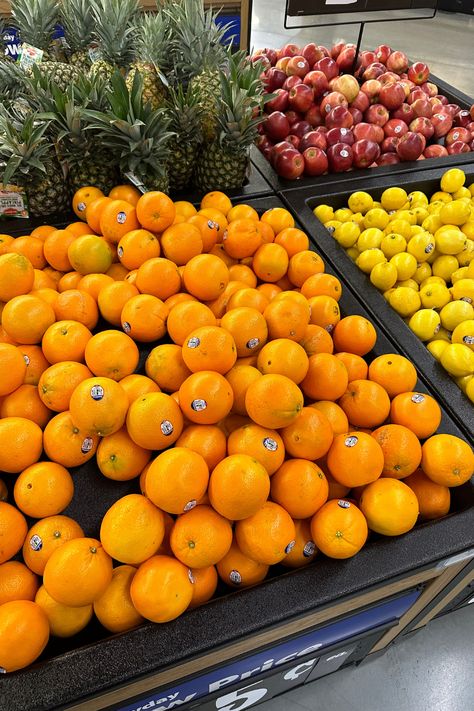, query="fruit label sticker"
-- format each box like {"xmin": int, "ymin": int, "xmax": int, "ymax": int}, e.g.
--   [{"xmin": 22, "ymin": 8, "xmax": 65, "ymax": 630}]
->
[
  {"xmin": 344, "ymin": 435, "xmax": 358, "ymax": 447},
  {"xmin": 19, "ymin": 43, "xmax": 44, "ymax": 71},
  {"xmin": 263, "ymin": 437, "xmax": 278, "ymax": 452},
  {"xmin": 77, "ymin": 201, "xmax": 86, "ymax": 213},
  {"xmin": 247, "ymin": 338, "xmax": 260, "ymax": 350},
  {"xmin": 117, "ymin": 211, "xmax": 127, "ymax": 224},
  {"xmin": 160, "ymin": 420, "xmax": 174, "ymax": 436},
  {"xmin": 0, "ymin": 183, "xmax": 28, "ymax": 219},
  {"xmin": 303, "ymin": 541, "xmax": 316, "ymax": 557},
  {"xmin": 29, "ymin": 534, "xmax": 43, "ymax": 551},
  {"xmin": 425, "ymin": 243, "xmax": 435, "ymax": 253},
  {"xmin": 326, "ymin": 225, "xmax": 335, "ymax": 234},
  {"xmin": 285, "ymin": 540, "xmax": 296, "ymax": 554},
  {"xmin": 188, "ymin": 570, "xmax": 195, "ymax": 584},
  {"xmin": 340, "ymin": 149, "xmax": 349, "ymax": 158},
  {"xmin": 338, "ymin": 500, "xmax": 351, "ymax": 509},
  {"xmin": 90, "ymin": 385, "xmax": 104, "ymax": 401},
  {"xmin": 81, "ymin": 437, "xmax": 94, "ymax": 454},
  {"xmin": 23, "ymin": 354, "xmax": 30, "ymax": 365},
  {"xmin": 208, "ymin": 220, "xmax": 219, "ymax": 231},
  {"xmin": 183, "ymin": 500, "xmax": 197, "ymax": 512},
  {"xmin": 191, "ymin": 399, "xmax": 207, "ymax": 412},
  {"xmin": 464, "ymin": 336, "xmax": 474, "ymax": 345},
  {"xmin": 411, "ymin": 393, "xmax": 425, "ymax": 403},
  {"xmin": 117, "ymin": 246, "xmax": 124, "ymax": 258},
  {"xmin": 187, "ymin": 337, "xmax": 201, "ymax": 349},
  {"xmin": 122, "ymin": 321, "xmax": 131, "ymax": 333},
  {"xmin": 229, "ymin": 570, "xmax": 242, "ymax": 585}
]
